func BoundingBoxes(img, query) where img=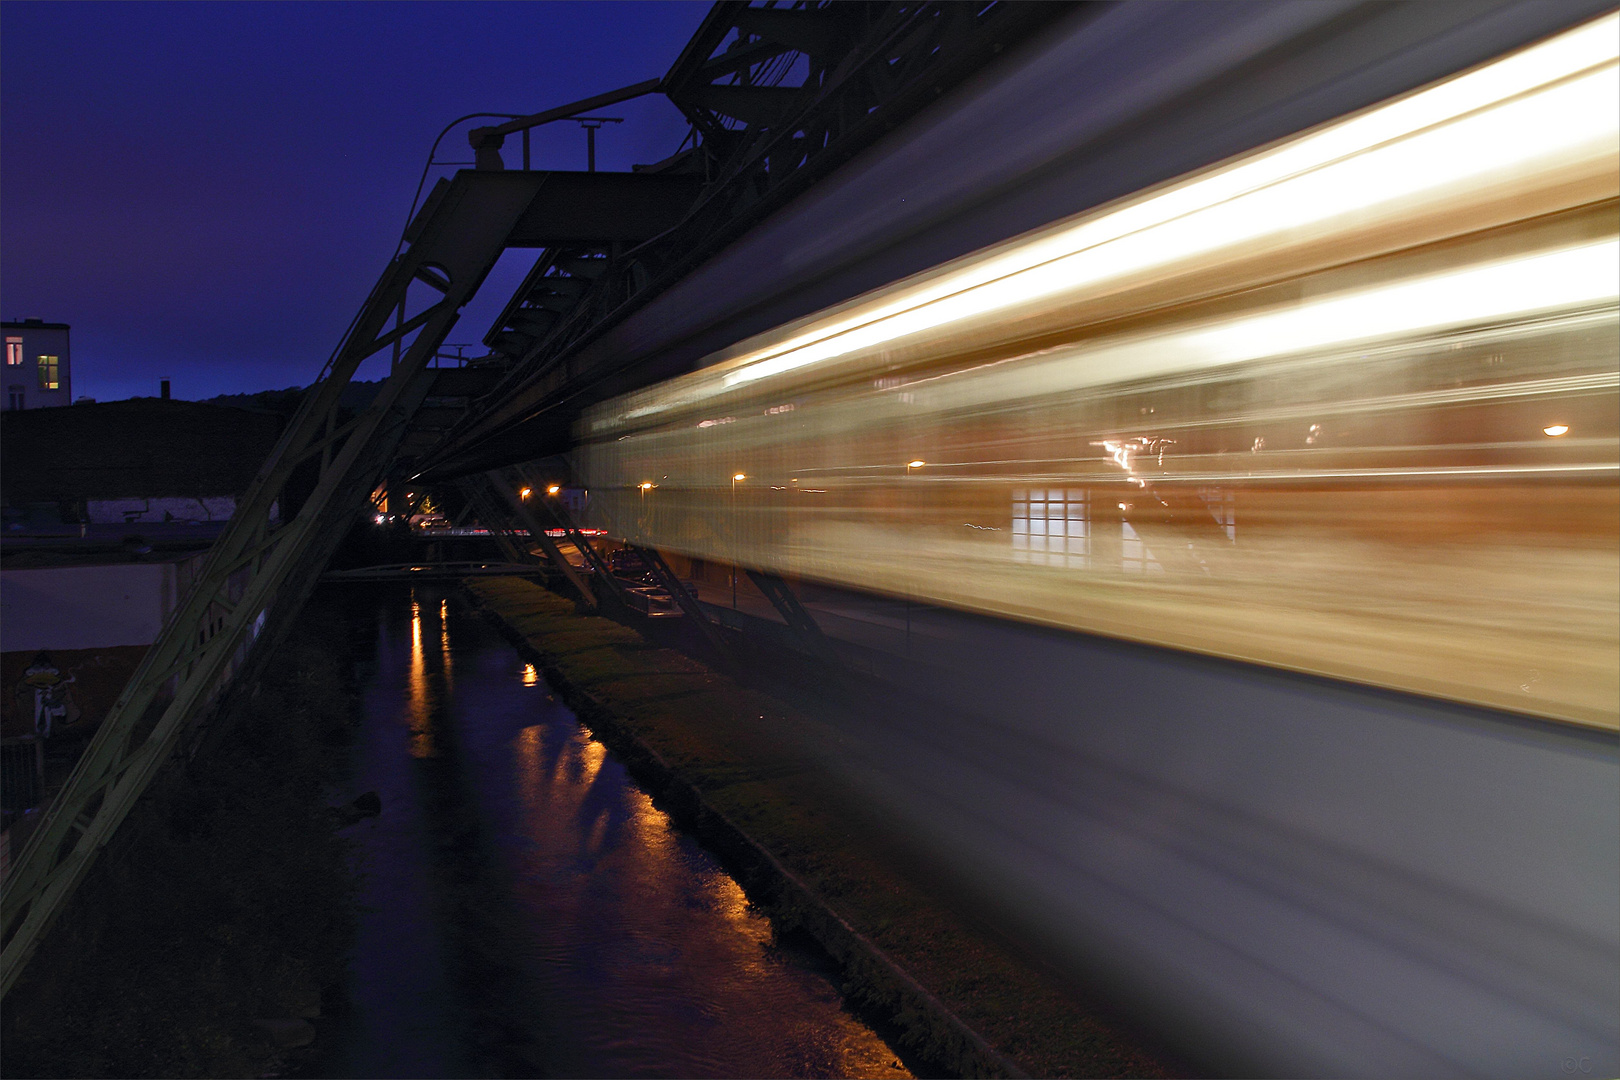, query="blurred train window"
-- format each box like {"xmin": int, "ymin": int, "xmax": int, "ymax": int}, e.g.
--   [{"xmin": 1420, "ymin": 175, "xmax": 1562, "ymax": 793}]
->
[
  {"xmin": 1012, "ymin": 488, "xmax": 1090, "ymax": 567},
  {"xmin": 1121, "ymin": 520, "xmax": 1164, "ymax": 575},
  {"xmin": 1198, "ymin": 488, "xmax": 1236, "ymax": 541}
]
